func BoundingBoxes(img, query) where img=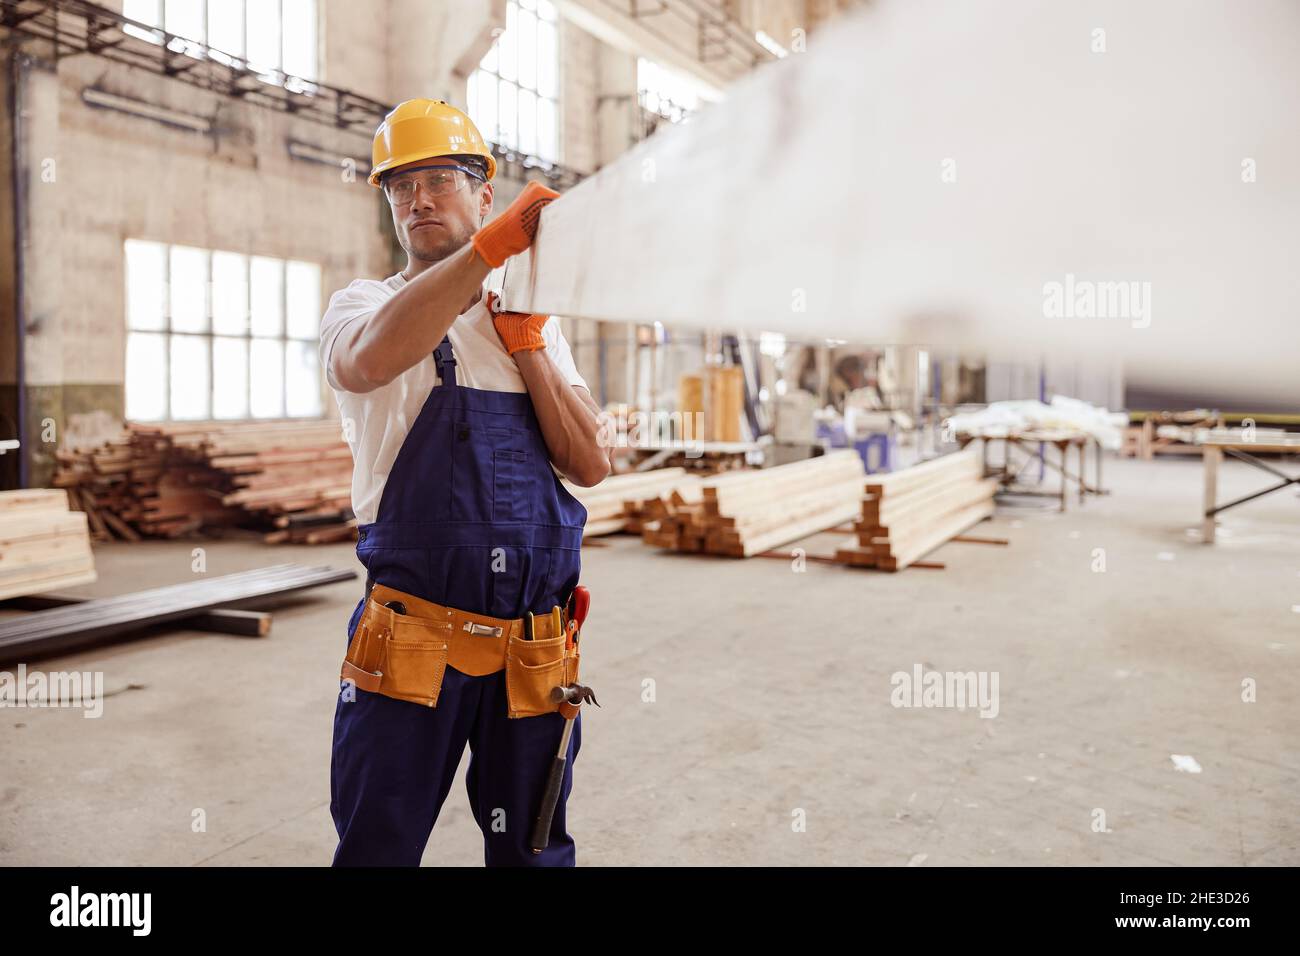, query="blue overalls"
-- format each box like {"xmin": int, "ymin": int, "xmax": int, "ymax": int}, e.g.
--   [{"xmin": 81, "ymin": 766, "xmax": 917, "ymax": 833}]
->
[{"xmin": 330, "ymin": 334, "xmax": 588, "ymax": 866}]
